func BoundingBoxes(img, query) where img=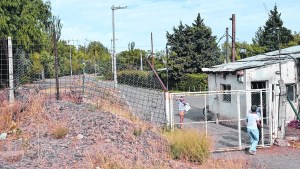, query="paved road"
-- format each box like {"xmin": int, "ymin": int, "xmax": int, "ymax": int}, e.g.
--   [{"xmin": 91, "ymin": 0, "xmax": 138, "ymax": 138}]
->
[
  {"xmin": 31, "ymin": 74, "xmax": 166, "ymax": 125},
  {"xmin": 171, "ymin": 94, "xmax": 271, "ymax": 151}
]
